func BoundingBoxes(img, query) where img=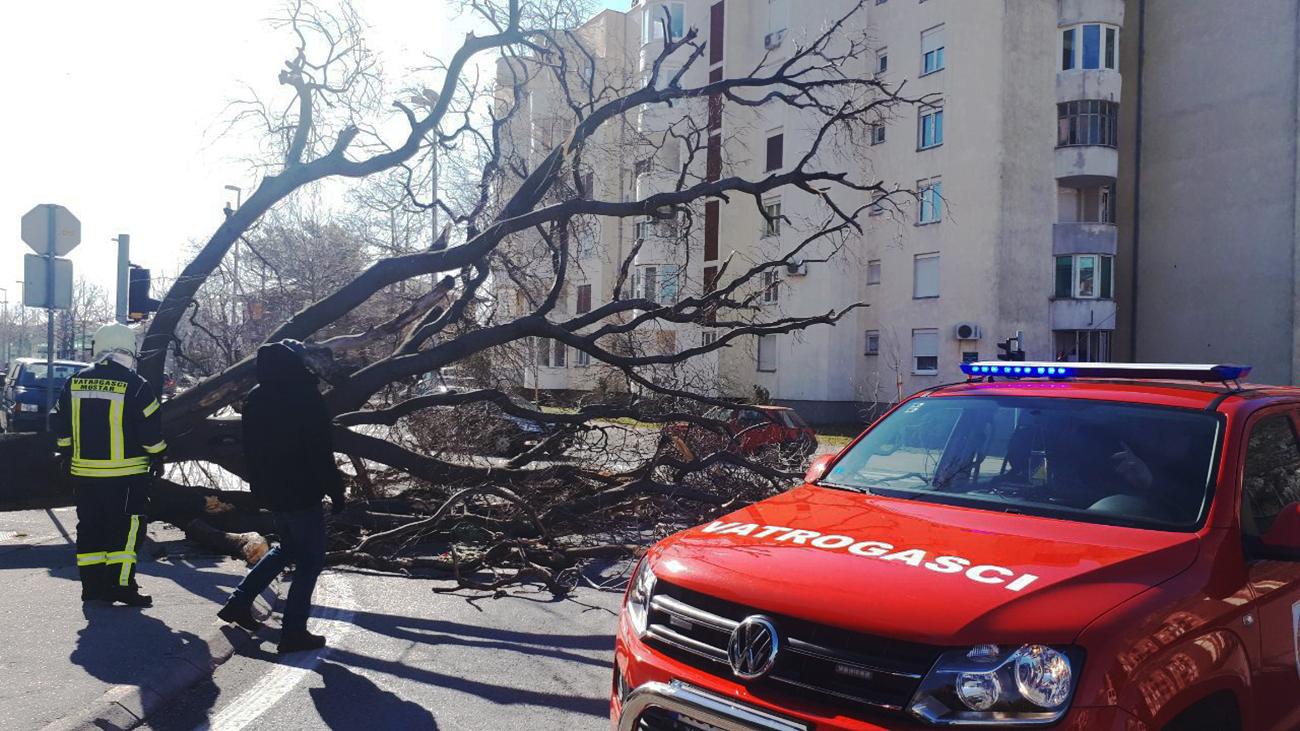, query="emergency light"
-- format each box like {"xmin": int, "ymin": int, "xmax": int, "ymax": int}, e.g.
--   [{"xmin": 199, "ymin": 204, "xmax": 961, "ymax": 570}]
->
[{"xmin": 959, "ymin": 361, "xmax": 1252, "ymax": 382}]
